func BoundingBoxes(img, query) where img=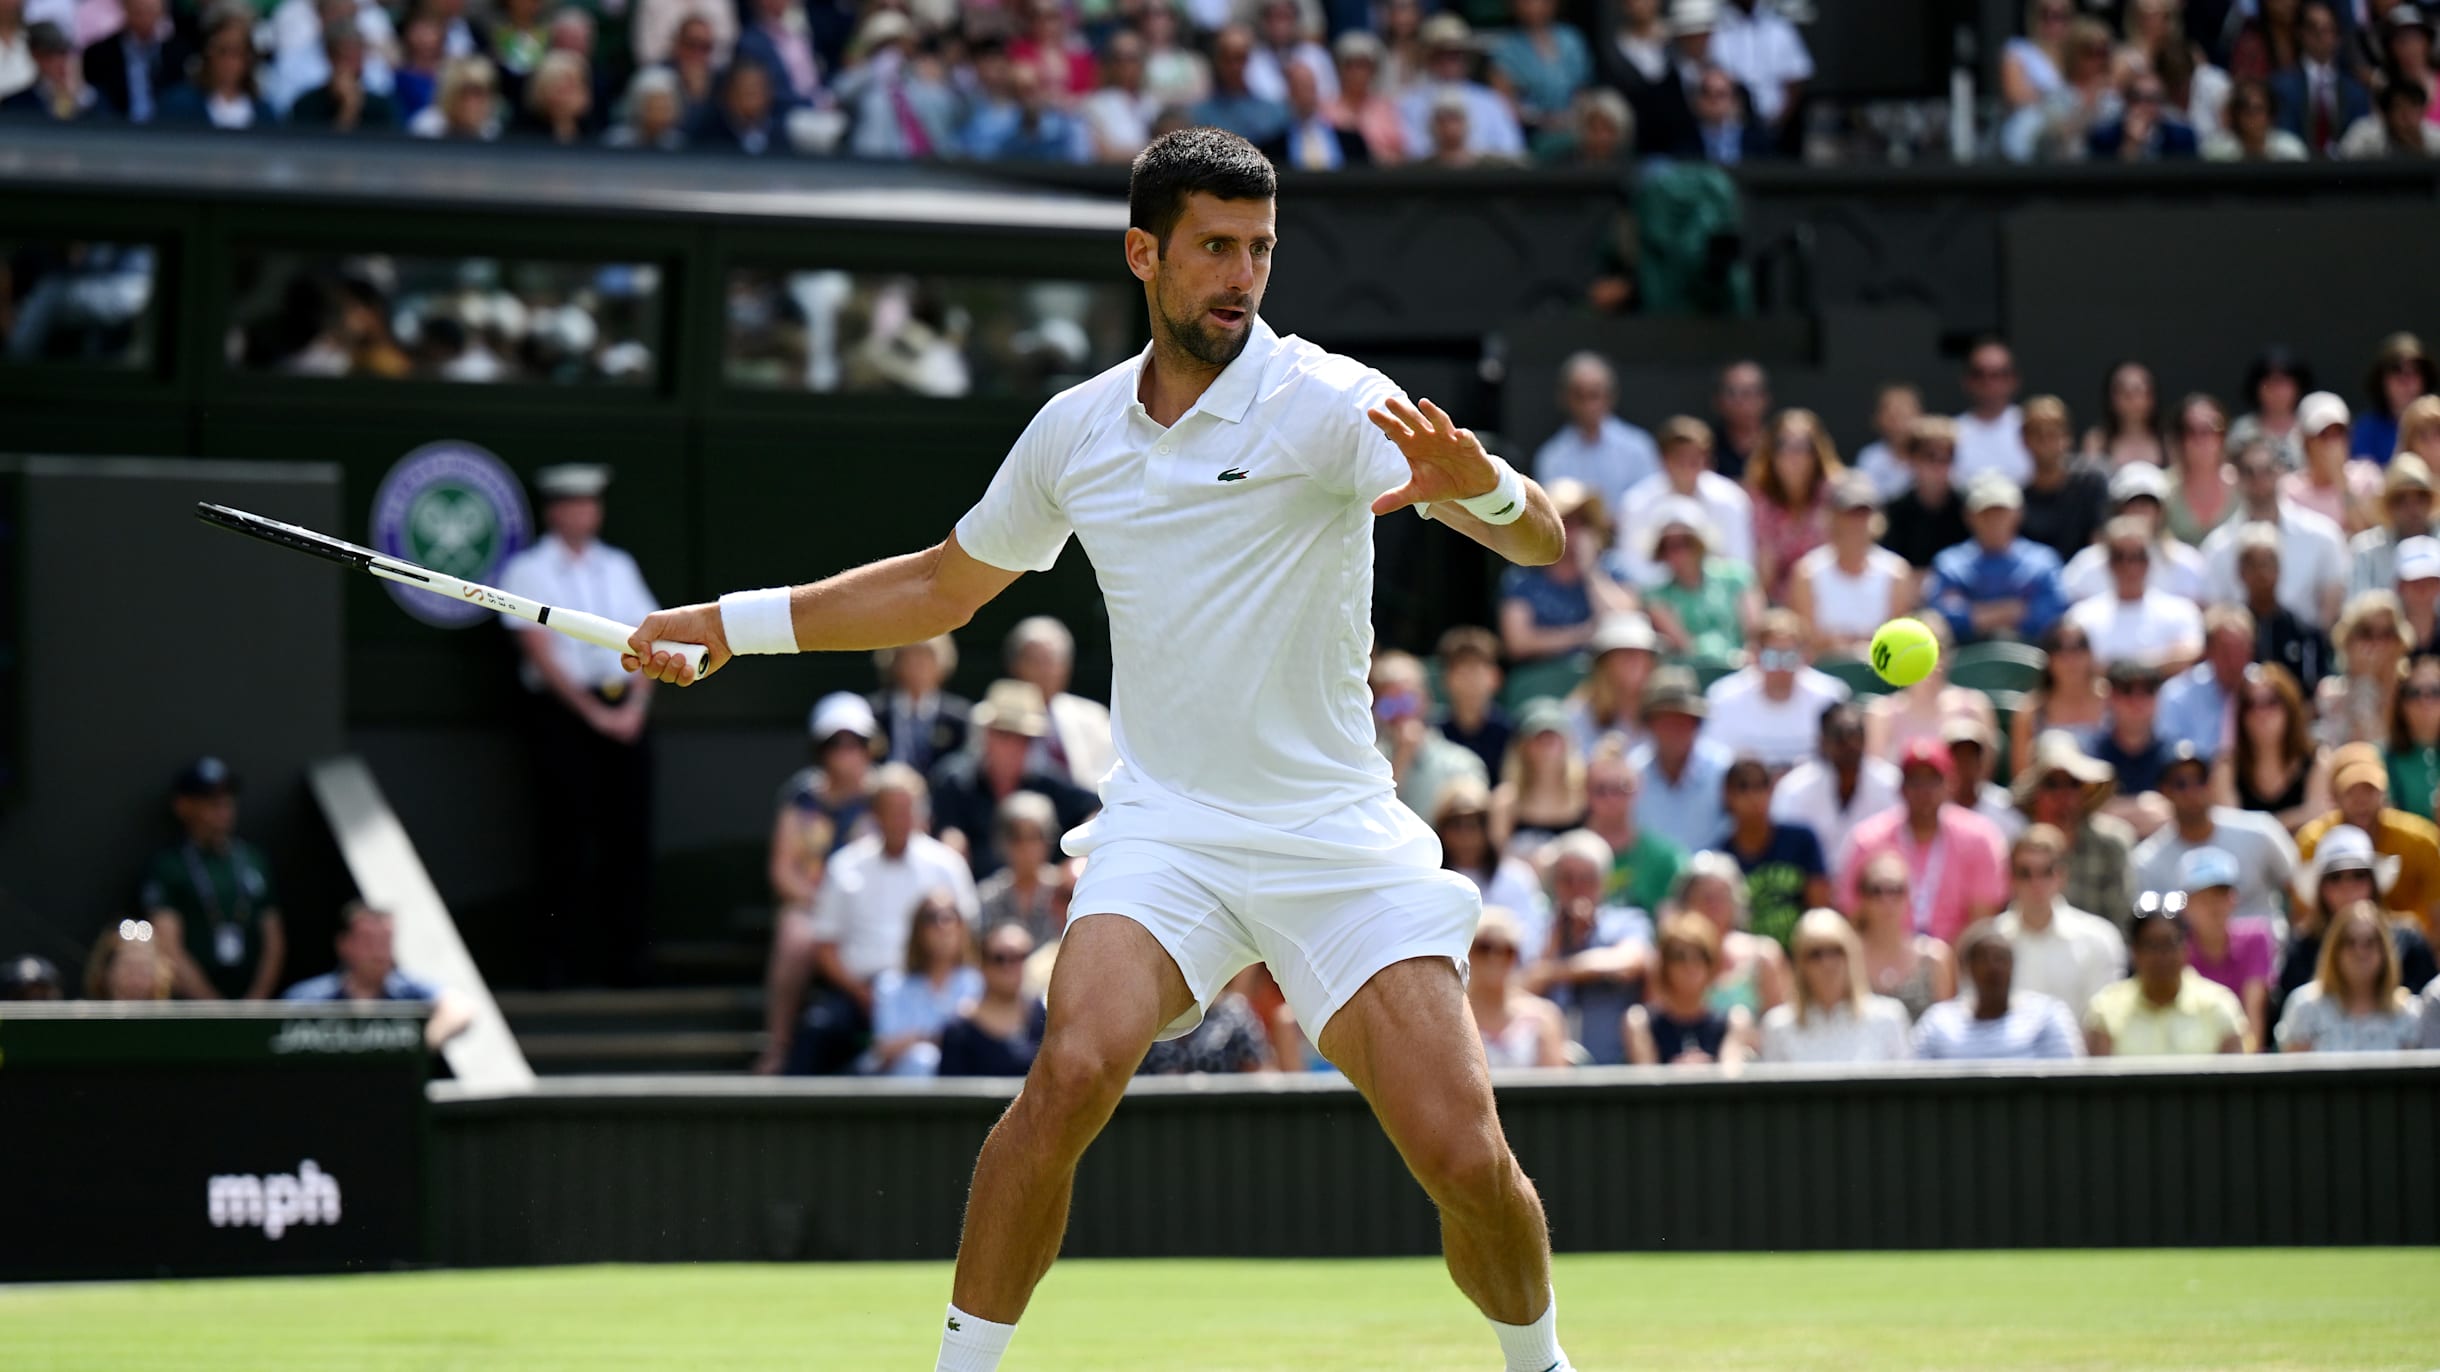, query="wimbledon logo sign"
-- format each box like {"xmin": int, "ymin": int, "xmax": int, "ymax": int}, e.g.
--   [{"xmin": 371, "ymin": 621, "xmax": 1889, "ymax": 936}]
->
[{"xmin": 370, "ymin": 441, "xmax": 532, "ymax": 628}]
